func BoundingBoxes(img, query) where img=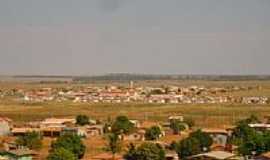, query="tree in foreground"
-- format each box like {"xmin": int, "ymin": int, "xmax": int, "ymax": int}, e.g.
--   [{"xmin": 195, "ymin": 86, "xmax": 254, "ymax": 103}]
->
[
  {"xmin": 175, "ymin": 137, "xmax": 201, "ymax": 159},
  {"xmin": 238, "ymin": 132, "xmax": 265, "ymax": 156},
  {"xmin": 47, "ymin": 147, "xmax": 76, "ymax": 160},
  {"xmin": 105, "ymin": 133, "xmax": 122, "ymax": 160},
  {"xmin": 145, "ymin": 126, "xmax": 162, "ymax": 141},
  {"xmin": 170, "ymin": 120, "xmax": 186, "ymax": 135},
  {"xmin": 173, "ymin": 129, "xmax": 213, "ymax": 159},
  {"xmin": 111, "ymin": 115, "xmax": 134, "ymax": 134},
  {"xmin": 230, "ymin": 120, "xmax": 256, "ymax": 145},
  {"xmin": 124, "ymin": 142, "xmax": 165, "ymax": 160},
  {"xmin": 229, "ymin": 115, "xmax": 270, "ymax": 156},
  {"xmin": 76, "ymin": 115, "xmax": 90, "ymax": 126},
  {"xmin": 189, "ymin": 129, "xmax": 213, "ymax": 151},
  {"xmin": 16, "ymin": 131, "xmax": 43, "ymax": 150},
  {"xmin": 50, "ymin": 134, "xmax": 86, "ymax": 159}
]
